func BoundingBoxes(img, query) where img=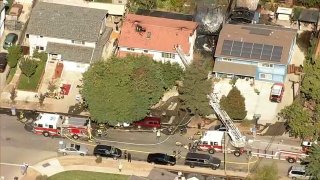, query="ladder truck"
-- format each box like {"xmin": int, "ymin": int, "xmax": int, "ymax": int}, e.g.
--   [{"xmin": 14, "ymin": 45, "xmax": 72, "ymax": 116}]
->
[{"xmin": 201, "ymin": 93, "xmax": 309, "ymax": 163}]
